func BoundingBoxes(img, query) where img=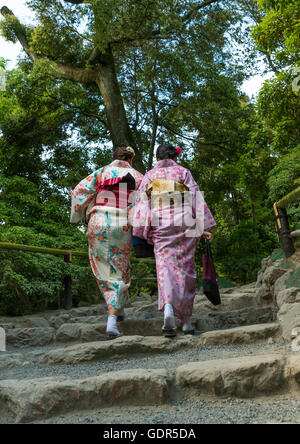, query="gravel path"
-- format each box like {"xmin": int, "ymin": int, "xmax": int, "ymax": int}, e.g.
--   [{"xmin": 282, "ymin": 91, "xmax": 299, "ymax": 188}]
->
[
  {"xmin": 0, "ymin": 339, "xmax": 290, "ymax": 382},
  {"xmin": 1, "ymin": 394, "xmax": 299, "ymax": 425}
]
